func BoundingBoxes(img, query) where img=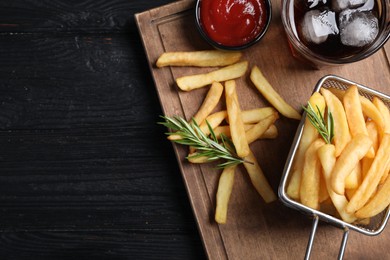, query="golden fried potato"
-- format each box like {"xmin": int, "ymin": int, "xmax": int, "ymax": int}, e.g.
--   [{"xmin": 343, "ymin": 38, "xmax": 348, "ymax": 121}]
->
[
  {"xmin": 225, "ymin": 80, "xmax": 250, "ymax": 158},
  {"xmin": 215, "ymin": 165, "xmax": 237, "ymax": 224},
  {"xmin": 156, "ymin": 50, "xmax": 242, "ymax": 67},
  {"xmin": 176, "ymin": 61, "xmax": 248, "ymax": 91},
  {"xmin": 321, "ymin": 88, "xmax": 351, "ymax": 157},
  {"xmin": 250, "ymin": 66, "xmax": 301, "ymax": 120}
]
